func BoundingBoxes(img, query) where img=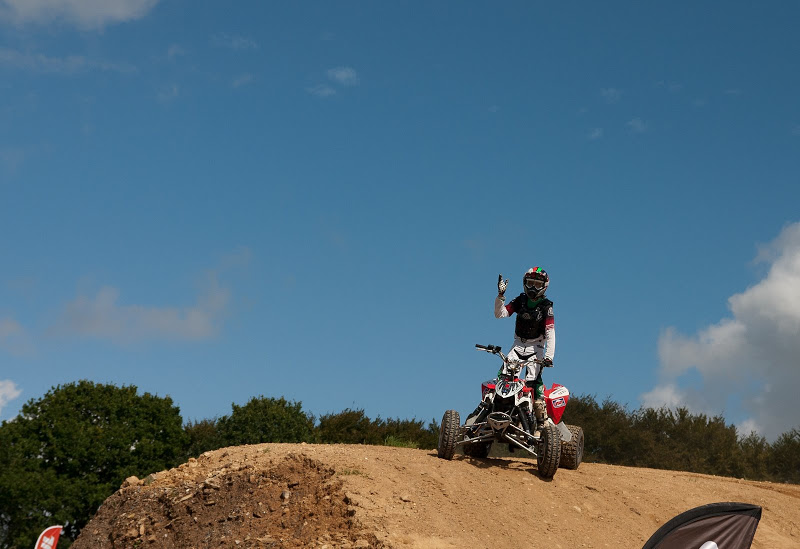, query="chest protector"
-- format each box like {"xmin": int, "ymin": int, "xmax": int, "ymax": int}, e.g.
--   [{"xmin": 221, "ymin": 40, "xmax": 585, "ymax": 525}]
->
[{"xmin": 512, "ymin": 295, "xmax": 553, "ymax": 340}]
